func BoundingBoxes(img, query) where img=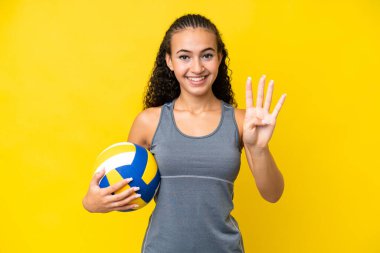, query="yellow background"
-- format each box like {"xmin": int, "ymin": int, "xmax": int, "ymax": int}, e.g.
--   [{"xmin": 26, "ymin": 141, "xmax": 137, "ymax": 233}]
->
[{"xmin": 1, "ymin": 0, "xmax": 379, "ymax": 252}]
